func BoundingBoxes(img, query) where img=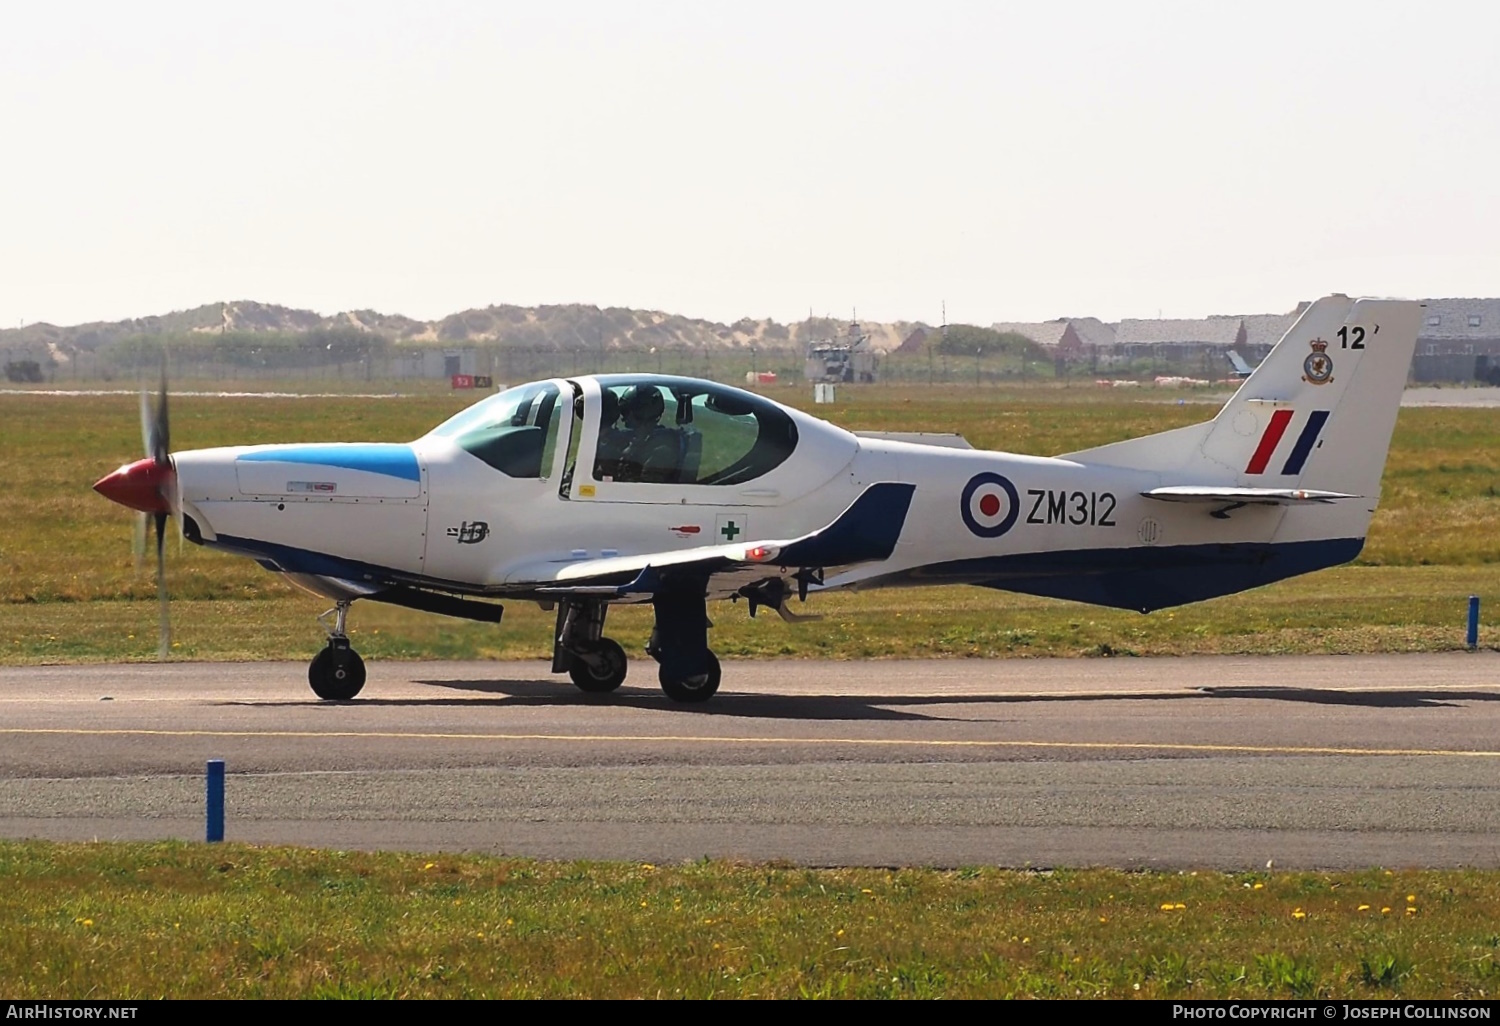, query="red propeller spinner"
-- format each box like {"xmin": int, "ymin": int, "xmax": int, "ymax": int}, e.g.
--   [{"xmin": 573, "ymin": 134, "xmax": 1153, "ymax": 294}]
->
[{"xmin": 93, "ymin": 456, "xmax": 176, "ymax": 514}]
